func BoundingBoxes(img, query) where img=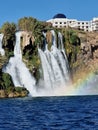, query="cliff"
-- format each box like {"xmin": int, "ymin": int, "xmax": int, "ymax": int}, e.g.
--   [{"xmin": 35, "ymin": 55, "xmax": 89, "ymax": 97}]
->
[
  {"xmin": 1, "ymin": 27, "xmax": 98, "ymax": 97},
  {"xmin": 72, "ymin": 31, "xmax": 98, "ymax": 83},
  {"xmin": 11, "ymin": 30, "xmax": 98, "ymax": 82}
]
